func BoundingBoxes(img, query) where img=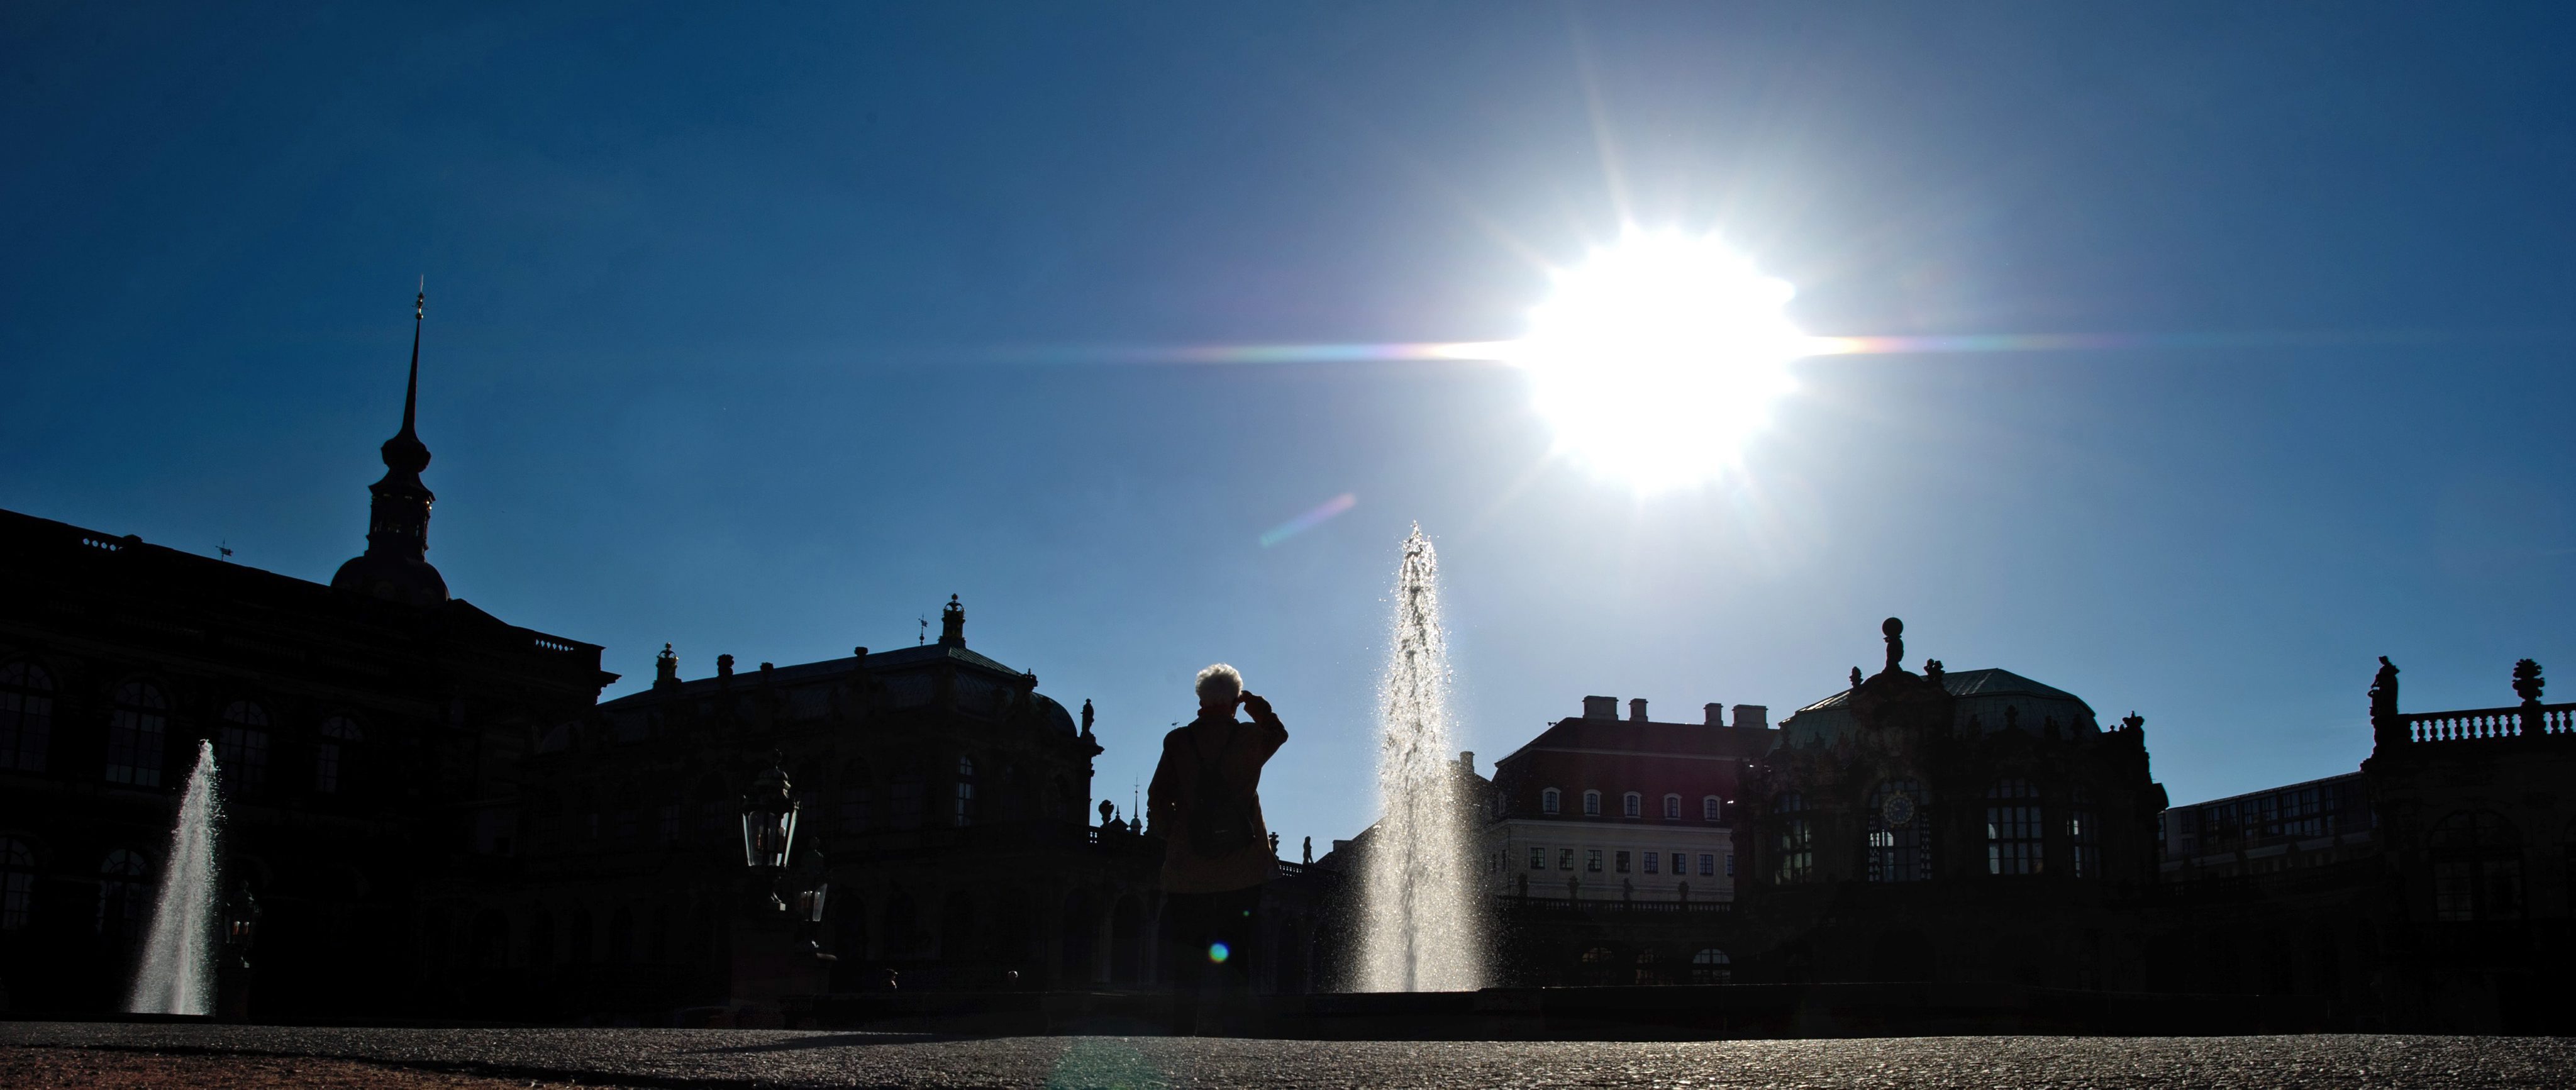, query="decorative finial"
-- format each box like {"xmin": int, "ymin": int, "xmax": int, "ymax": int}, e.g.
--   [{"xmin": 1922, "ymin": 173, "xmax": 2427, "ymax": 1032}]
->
[
  {"xmin": 938, "ymin": 594, "xmax": 966, "ymax": 647},
  {"xmin": 1881, "ymin": 617, "xmax": 1904, "ymax": 676},
  {"xmin": 2513, "ymin": 659, "xmax": 2545, "ymax": 704}
]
